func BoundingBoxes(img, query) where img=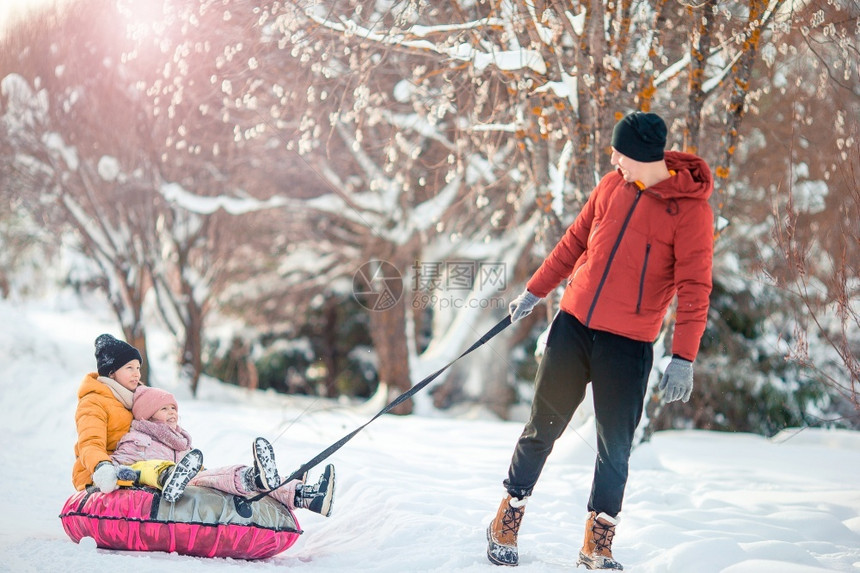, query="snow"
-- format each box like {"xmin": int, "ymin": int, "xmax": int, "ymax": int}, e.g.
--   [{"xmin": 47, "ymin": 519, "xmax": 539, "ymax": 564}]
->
[
  {"xmin": 97, "ymin": 156, "xmax": 121, "ymax": 182},
  {"xmin": 792, "ymin": 180, "xmax": 829, "ymax": 213},
  {"xmin": 566, "ymin": 8, "xmax": 585, "ymax": 36},
  {"xmin": 1, "ymin": 294, "xmax": 860, "ymax": 572},
  {"xmin": 306, "ymin": 10, "xmax": 546, "ymax": 76},
  {"xmin": 1, "ymin": 74, "xmax": 48, "ymax": 129},
  {"xmin": 159, "ymin": 182, "xmax": 288, "ymax": 215},
  {"xmin": 470, "ymin": 49, "xmax": 547, "ymax": 75},
  {"xmin": 534, "ymin": 72, "xmax": 579, "ymax": 113}
]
